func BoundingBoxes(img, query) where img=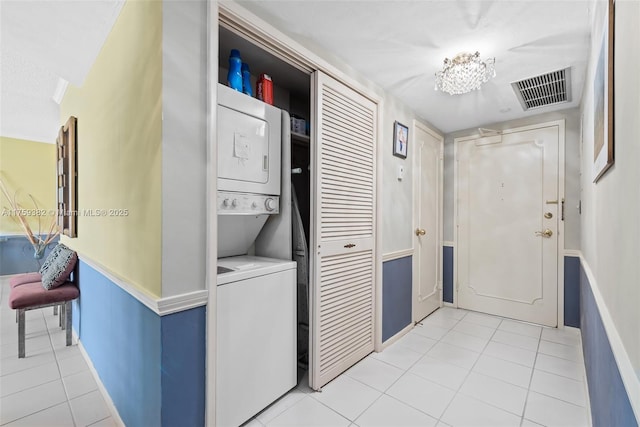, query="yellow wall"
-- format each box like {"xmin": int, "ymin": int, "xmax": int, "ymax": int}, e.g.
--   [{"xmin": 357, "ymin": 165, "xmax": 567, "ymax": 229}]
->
[
  {"xmin": 60, "ymin": 0, "xmax": 162, "ymax": 297},
  {"xmin": 0, "ymin": 137, "xmax": 56, "ymax": 234}
]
